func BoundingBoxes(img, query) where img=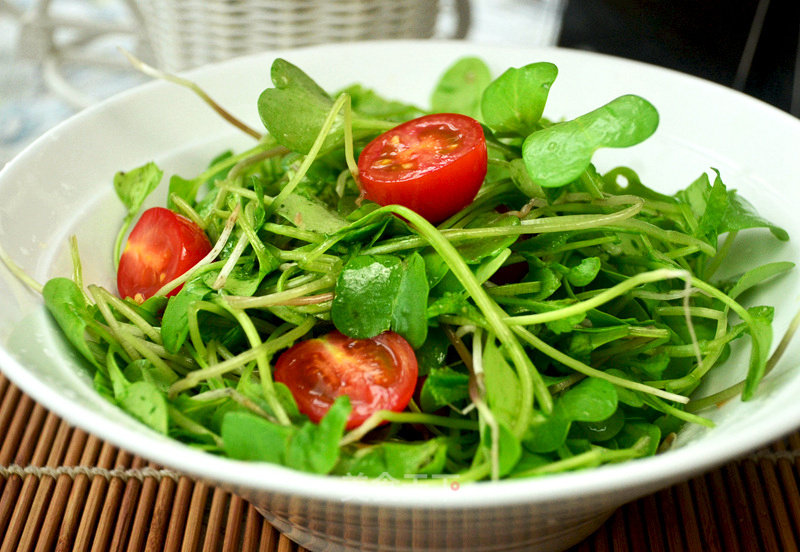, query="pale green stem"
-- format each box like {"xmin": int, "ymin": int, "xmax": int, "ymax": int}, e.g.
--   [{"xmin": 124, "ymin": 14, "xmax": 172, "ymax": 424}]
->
[
  {"xmin": 187, "ymin": 301, "xmax": 234, "ymax": 364},
  {"xmin": 262, "ymin": 93, "xmax": 351, "ymax": 220},
  {"xmin": 120, "ymin": 48, "xmax": 262, "ymax": 140},
  {"xmin": 687, "ymin": 306, "xmax": 800, "ymax": 412},
  {"xmin": 0, "ymin": 240, "xmax": 43, "ymax": 294},
  {"xmin": 212, "ymin": 232, "xmax": 248, "ymax": 290},
  {"xmin": 170, "ymin": 194, "xmax": 206, "ymax": 229},
  {"xmin": 169, "ymin": 406, "xmax": 223, "ymax": 448},
  {"xmin": 193, "ymin": 387, "xmax": 274, "ymax": 422},
  {"xmin": 70, "ymin": 236, "xmax": 84, "ymax": 291},
  {"xmin": 92, "ymin": 286, "xmax": 162, "ymax": 344},
  {"xmin": 512, "ymin": 325, "xmax": 689, "ymax": 404},
  {"xmin": 88, "ymin": 285, "xmax": 140, "ymax": 362},
  {"xmin": 389, "ymin": 205, "xmax": 550, "ymax": 431},
  {"xmin": 339, "ymin": 411, "xmax": 479, "ymax": 447},
  {"xmin": 218, "ymin": 307, "xmax": 310, "ymax": 426},
  {"xmin": 361, "ymin": 203, "xmax": 643, "ymax": 256},
  {"xmin": 512, "ymin": 439, "xmax": 650, "ymax": 478},
  {"xmin": 507, "ymin": 269, "xmax": 689, "ymax": 326},
  {"xmin": 224, "ymin": 273, "xmax": 336, "ymax": 309},
  {"xmin": 170, "ymin": 317, "xmax": 314, "ymax": 400}
]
